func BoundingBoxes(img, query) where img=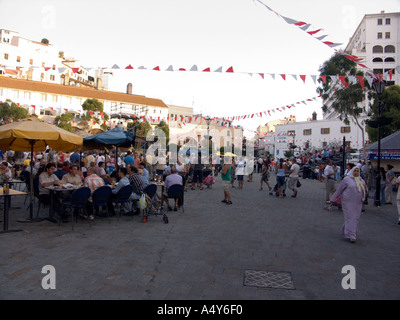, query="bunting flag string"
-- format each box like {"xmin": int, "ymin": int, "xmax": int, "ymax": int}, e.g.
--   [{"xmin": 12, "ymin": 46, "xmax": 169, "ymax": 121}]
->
[{"xmin": 2, "ymin": 63, "xmax": 398, "ymax": 86}]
